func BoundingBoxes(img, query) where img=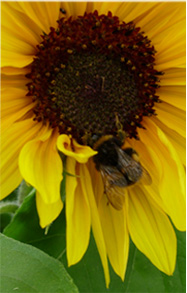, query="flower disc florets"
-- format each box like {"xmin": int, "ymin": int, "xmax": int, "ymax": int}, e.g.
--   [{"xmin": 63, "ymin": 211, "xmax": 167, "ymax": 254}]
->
[{"xmin": 26, "ymin": 10, "xmax": 162, "ymax": 144}]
